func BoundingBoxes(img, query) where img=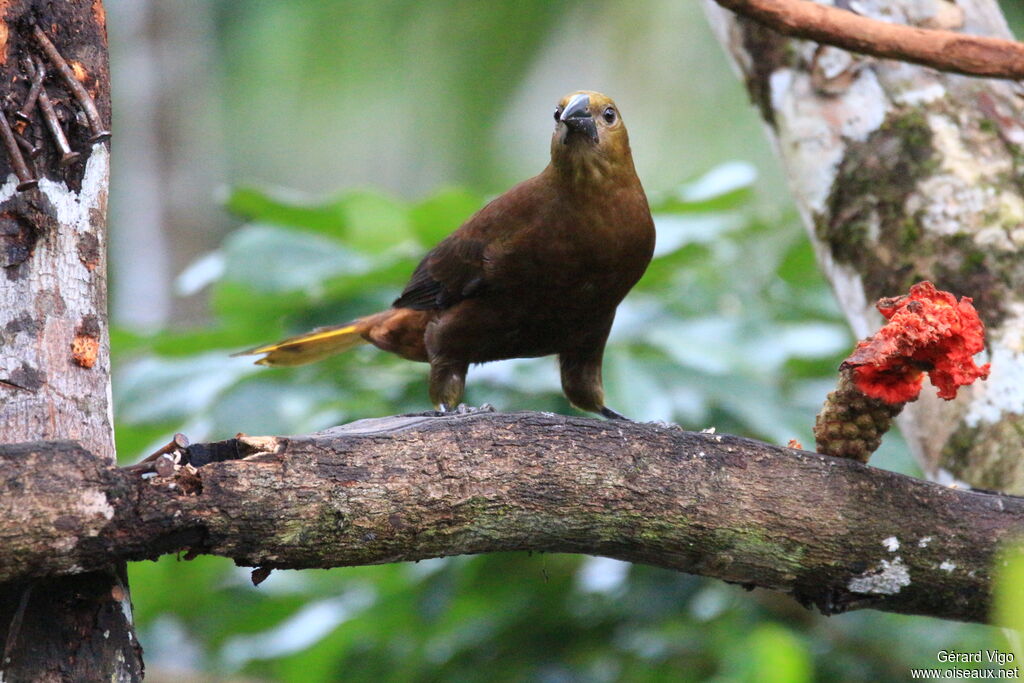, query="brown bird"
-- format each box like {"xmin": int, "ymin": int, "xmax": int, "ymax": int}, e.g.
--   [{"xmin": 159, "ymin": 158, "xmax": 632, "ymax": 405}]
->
[{"xmin": 237, "ymin": 91, "xmax": 655, "ymax": 419}]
